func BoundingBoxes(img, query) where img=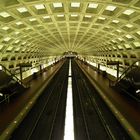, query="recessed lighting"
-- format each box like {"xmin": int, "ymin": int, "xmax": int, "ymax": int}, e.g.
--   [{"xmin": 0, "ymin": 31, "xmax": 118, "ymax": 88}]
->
[
  {"xmin": 57, "ymin": 14, "xmax": 64, "ymax": 17},
  {"xmin": 88, "ymin": 3, "xmax": 98, "ymax": 8},
  {"xmin": 0, "ymin": 45, "xmax": 3, "ymax": 50},
  {"xmin": 98, "ymin": 17, "xmax": 106, "ymax": 20},
  {"xmin": 85, "ymin": 15, "xmax": 92, "ymax": 18},
  {"xmin": 15, "ymin": 40, "xmax": 20, "ymax": 43},
  {"xmin": 111, "ymin": 40, "xmax": 116, "ymax": 43},
  {"xmin": 137, "ymin": 31, "xmax": 140, "ymax": 35},
  {"xmin": 15, "ymin": 47, "xmax": 20, "ymax": 51},
  {"xmin": 16, "ymin": 21, "xmax": 23, "ymax": 25},
  {"xmin": 123, "ymin": 9, "xmax": 135, "ymax": 15},
  {"xmin": 112, "ymin": 20, "xmax": 119, "ymax": 23},
  {"xmin": 4, "ymin": 37, "xmax": 11, "ymax": 42},
  {"xmin": 71, "ymin": 14, "xmax": 78, "ymax": 17},
  {"xmin": 124, "ymin": 44, "xmax": 131, "ymax": 48},
  {"xmin": 34, "ymin": 4, "xmax": 45, "ymax": 10},
  {"xmin": 53, "ymin": 2, "xmax": 63, "ymax": 8},
  {"xmin": 125, "ymin": 34, "xmax": 132, "ymax": 39},
  {"xmin": 116, "ymin": 29, "xmax": 121, "ymax": 33},
  {"xmin": 17, "ymin": 7, "xmax": 28, "ymax": 13},
  {"xmin": 0, "ymin": 11, "xmax": 10, "ymax": 18},
  {"xmin": 71, "ymin": 2, "xmax": 80, "ymax": 8},
  {"xmin": 2, "ymin": 26, "xmax": 9, "ymax": 30},
  {"xmin": 15, "ymin": 32, "xmax": 20, "ymax": 35},
  {"xmin": 118, "ymin": 38, "xmax": 123, "ymax": 41},
  {"xmin": 125, "ymin": 24, "xmax": 133, "ymax": 28},
  {"xmin": 118, "ymin": 45, "xmax": 123, "ymax": 49},
  {"xmin": 106, "ymin": 5, "xmax": 116, "ymax": 11},
  {"xmin": 133, "ymin": 42, "xmax": 140, "ymax": 47},
  {"xmin": 29, "ymin": 18, "xmax": 36, "ymax": 21},
  {"xmin": 43, "ymin": 16, "xmax": 50, "ymax": 19},
  {"xmin": 22, "ymin": 41, "xmax": 26, "ymax": 45},
  {"xmin": 7, "ymin": 46, "xmax": 13, "ymax": 51}
]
